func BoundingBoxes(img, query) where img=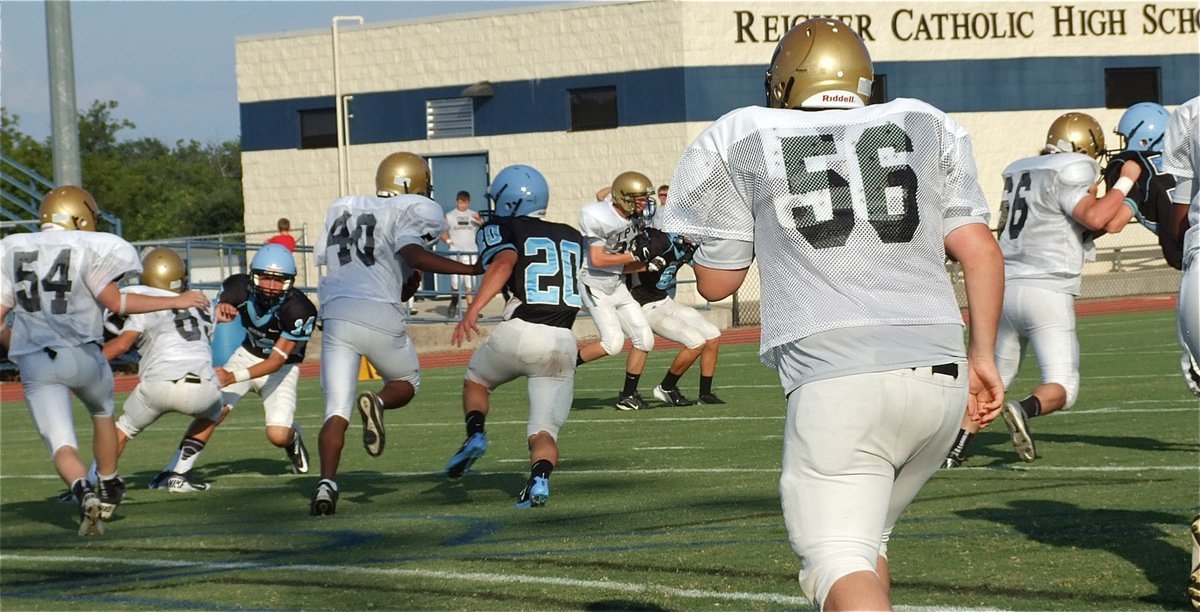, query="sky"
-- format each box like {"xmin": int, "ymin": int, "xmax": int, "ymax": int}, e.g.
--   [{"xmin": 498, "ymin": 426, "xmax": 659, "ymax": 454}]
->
[{"xmin": 1, "ymin": 0, "xmax": 561, "ymax": 145}]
